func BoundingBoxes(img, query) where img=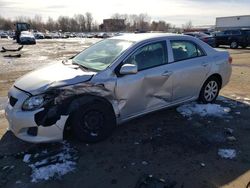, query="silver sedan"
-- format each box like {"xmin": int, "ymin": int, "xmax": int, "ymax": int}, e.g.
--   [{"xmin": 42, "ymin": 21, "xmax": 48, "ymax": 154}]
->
[{"xmin": 5, "ymin": 33, "xmax": 232, "ymax": 143}]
